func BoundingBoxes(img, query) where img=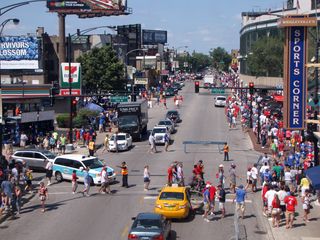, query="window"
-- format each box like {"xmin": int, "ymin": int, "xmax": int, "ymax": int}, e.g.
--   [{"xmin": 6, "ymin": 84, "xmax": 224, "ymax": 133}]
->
[
  {"xmin": 15, "ymin": 152, "xmax": 23, "ymax": 157},
  {"xmin": 55, "ymin": 158, "xmax": 72, "ymax": 167},
  {"xmin": 22, "ymin": 152, "xmax": 34, "ymax": 158},
  {"xmin": 159, "ymin": 192, "xmax": 184, "ymax": 200},
  {"xmin": 312, "ymin": 0, "xmax": 320, "ymax": 9},
  {"xmin": 82, "ymin": 158, "xmax": 103, "ymax": 169},
  {"xmin": 72, "ymin": 161, "xmax": 83, "ymax": 169},
  {"xmin": 34, "ymin": 153, "xmax": 45, "ymax": 160}
]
